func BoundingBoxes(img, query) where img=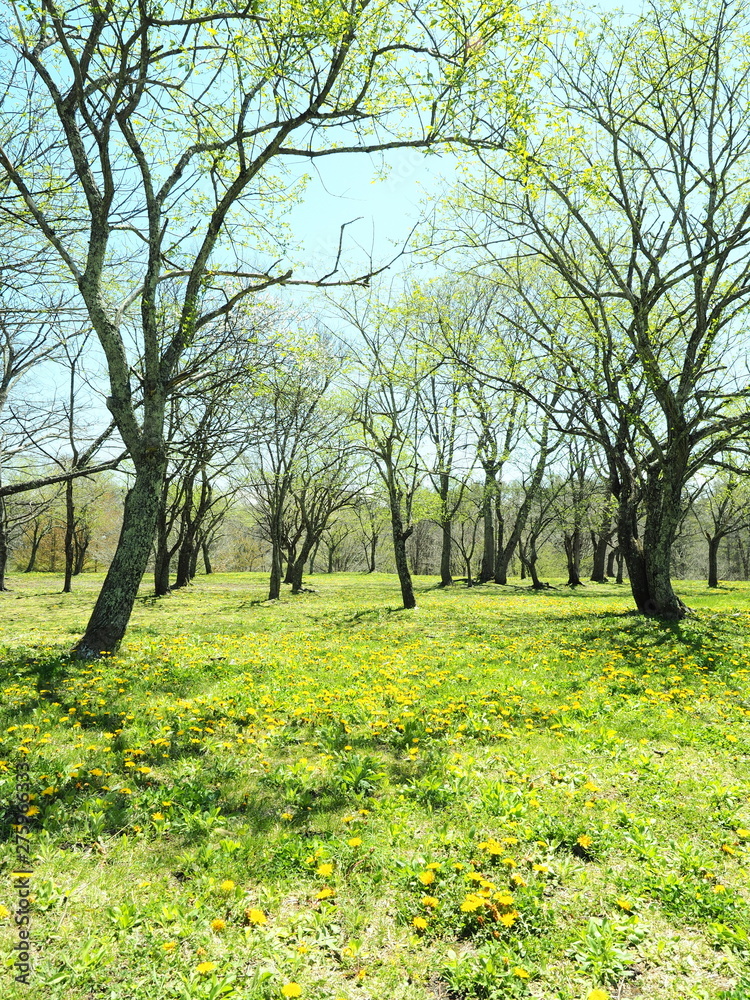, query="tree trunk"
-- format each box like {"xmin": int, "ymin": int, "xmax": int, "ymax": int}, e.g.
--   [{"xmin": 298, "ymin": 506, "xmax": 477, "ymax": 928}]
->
[
  {"xmin": 493, "ymin": 499, "xmax": 505, "ymax": 584},
  {"xmin": 564, "ymin": 529, "xmax": 583, "ymax": 587},
  {"xmin": 291, "ymin": 535, "xmax": 316, "ymax": 594},
  {"xmin": 479, "ymin": 469, "xmax": 496, "ymax": 583},
  {"xmin": 437, "ymin": 471, "xmax": 453, "ymax": 587},
  {"xmin": 389, "ymin": 486, "xmax": 416, "ymax": 609},
  {"xmin": 368, "ymin": 534, "xmax": 377, "ymax": 573},
  {"xmin": 590, "ymin": 530, "xmax": 609, "ymax": 583},
  {"xmin": 0, "ymin": 498, "xmax": 9, "ymax": 591},
  {"xmin": 707, "ymin": 533, "xmax": 721, "ymax": 588},
  {"xmin": 73, "ymin": 465, "xmax": 164, "ymax": 655},
  {"xmin": 173, "ymin": 534, "xmax": 194, "ymax": 588},
  {"xmin": 62, "ymin": 478, "xmax": 75, "ymax": 593},
  {"xmin": 202, "ymin": 540, "xmax": 212, "ymax": 575},
  {"xmin": 606, "ymin": 546, "xmax": 617, "ymax": 578},
  {"xmin": 269, "ymin": 521, "xmax": 283, "ymax": 599},
  {"xmin": 440, "ymin": 521, "xmax": 453, "ymax": 587},
  {"xmin": 465, "ymin": 556, "xmax": 473, "ymax": 587},
  {"xmin": 616, "ymin": 468, "xmax": 687, "ymax": 618},
  {"xmin": 24, "ymin": 523, "xmax": 47, "ymax": 573}
]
